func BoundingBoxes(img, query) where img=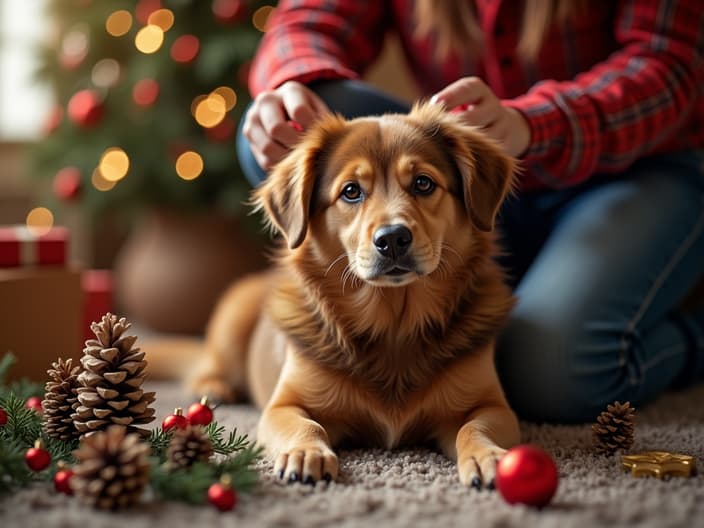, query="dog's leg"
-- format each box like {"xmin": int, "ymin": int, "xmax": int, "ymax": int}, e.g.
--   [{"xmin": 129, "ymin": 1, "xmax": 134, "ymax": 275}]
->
[
  {"xmin": 438, "ymin": 405, "xmax": 519, "ymax": 489},
  {"xmin": 258, "ymin": 404, "xmax": 339, "ymax": 484}
]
